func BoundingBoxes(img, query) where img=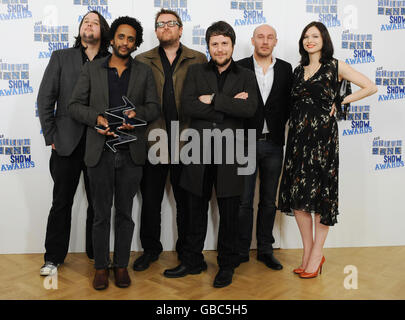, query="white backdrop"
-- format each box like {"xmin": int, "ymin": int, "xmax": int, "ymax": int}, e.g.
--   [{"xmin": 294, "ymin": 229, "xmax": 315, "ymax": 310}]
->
[{"xmin": 0, "ymin": 0, "xmax": 404, "ymax": 254}]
